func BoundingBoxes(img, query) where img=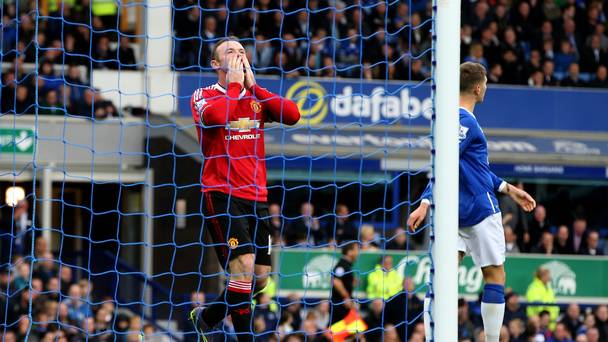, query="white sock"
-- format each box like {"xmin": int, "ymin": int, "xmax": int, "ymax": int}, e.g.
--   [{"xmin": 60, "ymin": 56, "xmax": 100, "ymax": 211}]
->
[
  {"xmin": 481, "ymin": 302, "xmax": 505, "ymax": 342},
  {"xmin": 423, "ymin": 296, "xmax": 432, "ymax": 342}
]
